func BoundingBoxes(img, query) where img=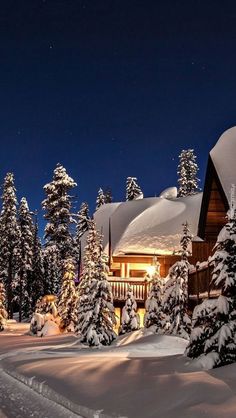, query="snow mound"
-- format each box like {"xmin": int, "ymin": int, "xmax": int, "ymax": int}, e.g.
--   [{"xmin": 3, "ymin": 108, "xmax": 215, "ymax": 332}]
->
[
  {"xmin": 159, "ymin": 186, "xmax": 178, "ymax": 199},
  {"xmin": 113, "ymin": 328, "xmax": 188, "ymax": 356},
  {"xmin": 40, "ymin": 320, "xmax": 61, "ymax": 337}
]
